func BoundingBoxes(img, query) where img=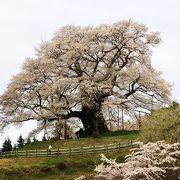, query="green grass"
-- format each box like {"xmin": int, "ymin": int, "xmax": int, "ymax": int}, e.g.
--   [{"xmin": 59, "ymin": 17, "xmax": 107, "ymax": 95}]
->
[
  {"xmin": 0, "ymin": 151, "xmax": 129, "ymax": 180},
  {"xmin": 141, "ymin": 105, "xmax": 180, "ymax": 143},
  {"xmin": 21, "ymin": 130, "xmax": 140, "ymax": 150},
  {"xmin": 0, "ymin": 130, "xmax": 140, "ymax": 180}
]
